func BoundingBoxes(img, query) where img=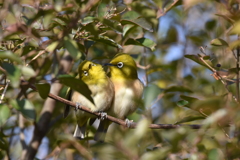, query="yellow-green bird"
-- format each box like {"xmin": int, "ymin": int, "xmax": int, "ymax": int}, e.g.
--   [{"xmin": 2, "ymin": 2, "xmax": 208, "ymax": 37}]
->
[
  {"xmin": 95, "ymin": 53, "xmax": 144, "ymax": 141},
  {"xmin": 64, "ymin": 60, "xmax": 114, "ymax": 139}
]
